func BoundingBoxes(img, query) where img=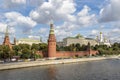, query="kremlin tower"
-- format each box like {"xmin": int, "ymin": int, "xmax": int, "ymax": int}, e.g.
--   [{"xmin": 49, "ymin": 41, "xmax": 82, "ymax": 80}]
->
[
  {"xmin": 3, "ymin": 26, "xmax": 12, "ymax": 49},
  {"xmin": 48, "ymin": 23, "xmax": 56, "ymax": 58}
]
